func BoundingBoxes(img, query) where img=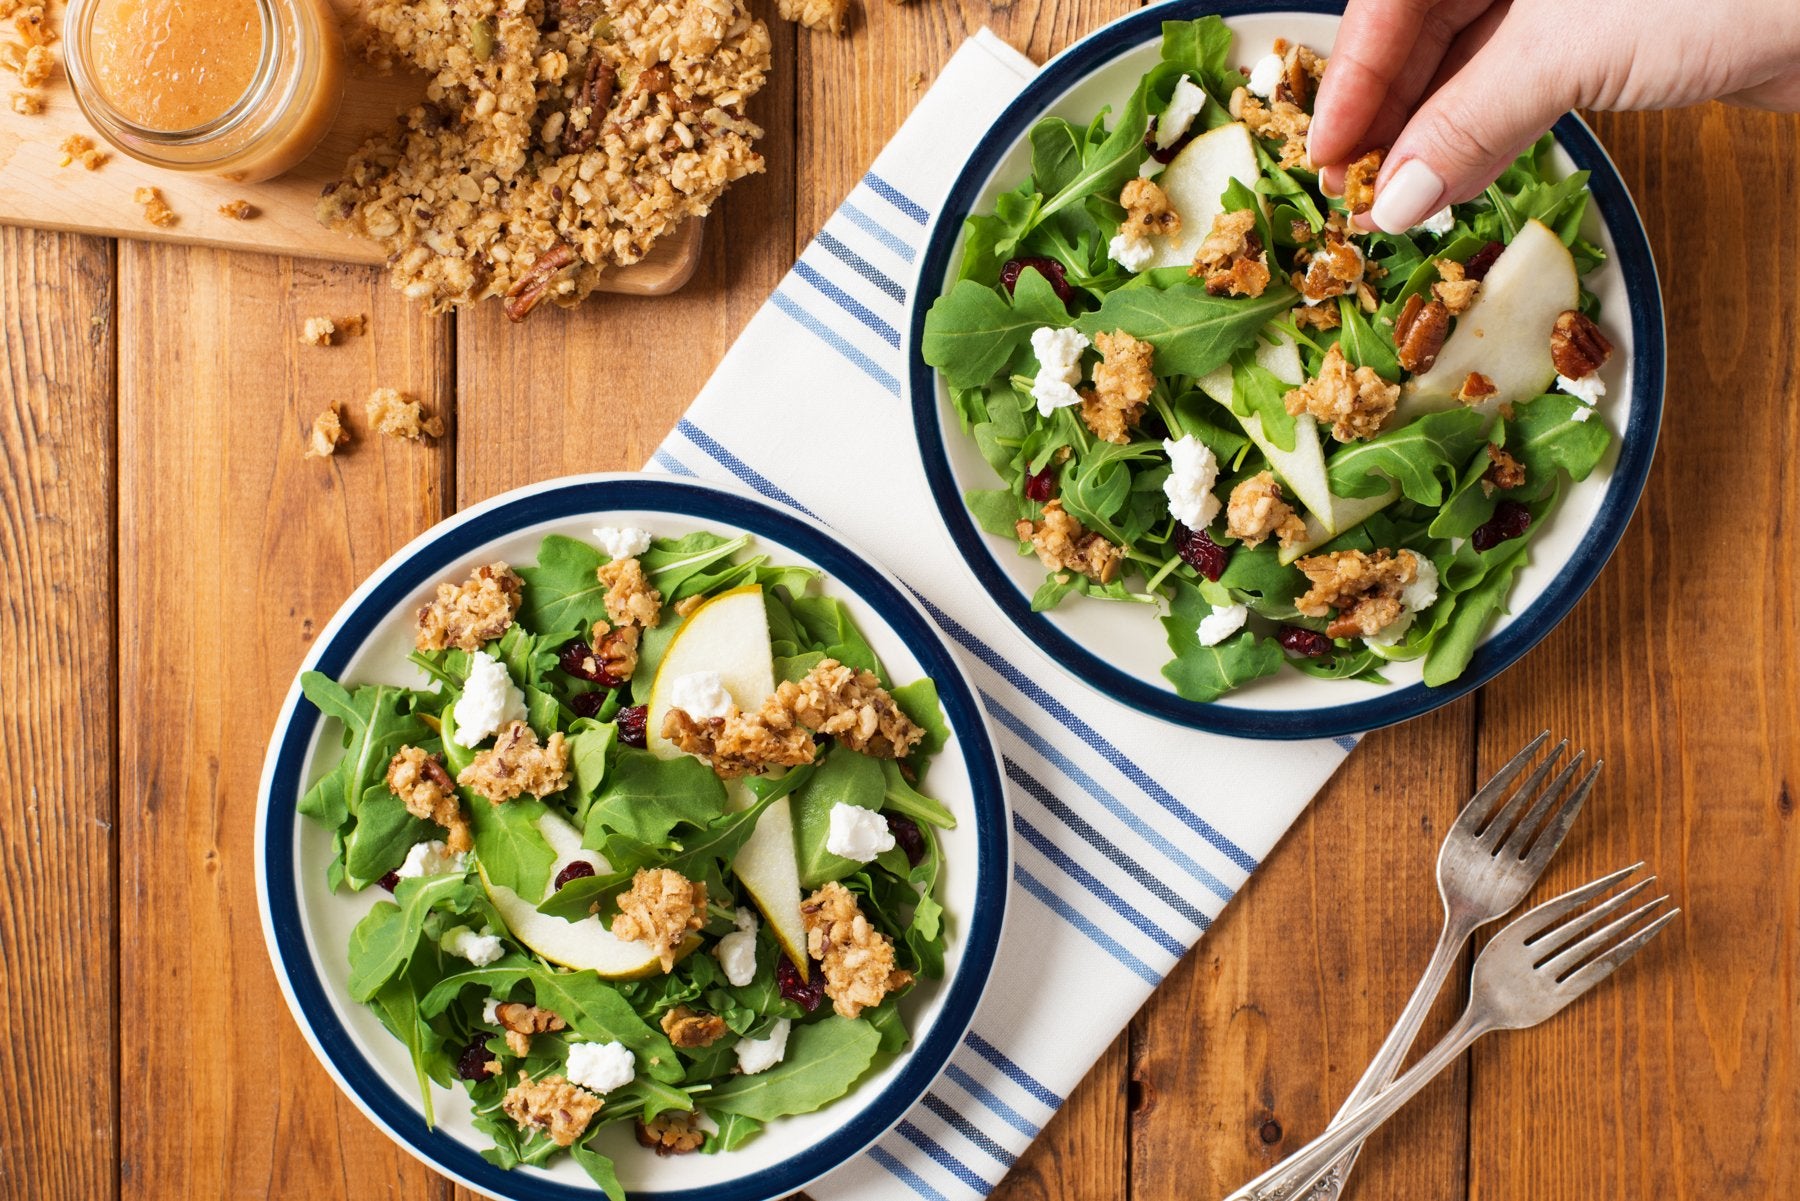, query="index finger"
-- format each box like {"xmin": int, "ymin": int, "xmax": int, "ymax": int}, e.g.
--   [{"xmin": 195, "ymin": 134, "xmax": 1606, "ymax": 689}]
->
[{"xmin": 1308, "ymin": 0, "xmax": 1438, "ymax": 167}]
